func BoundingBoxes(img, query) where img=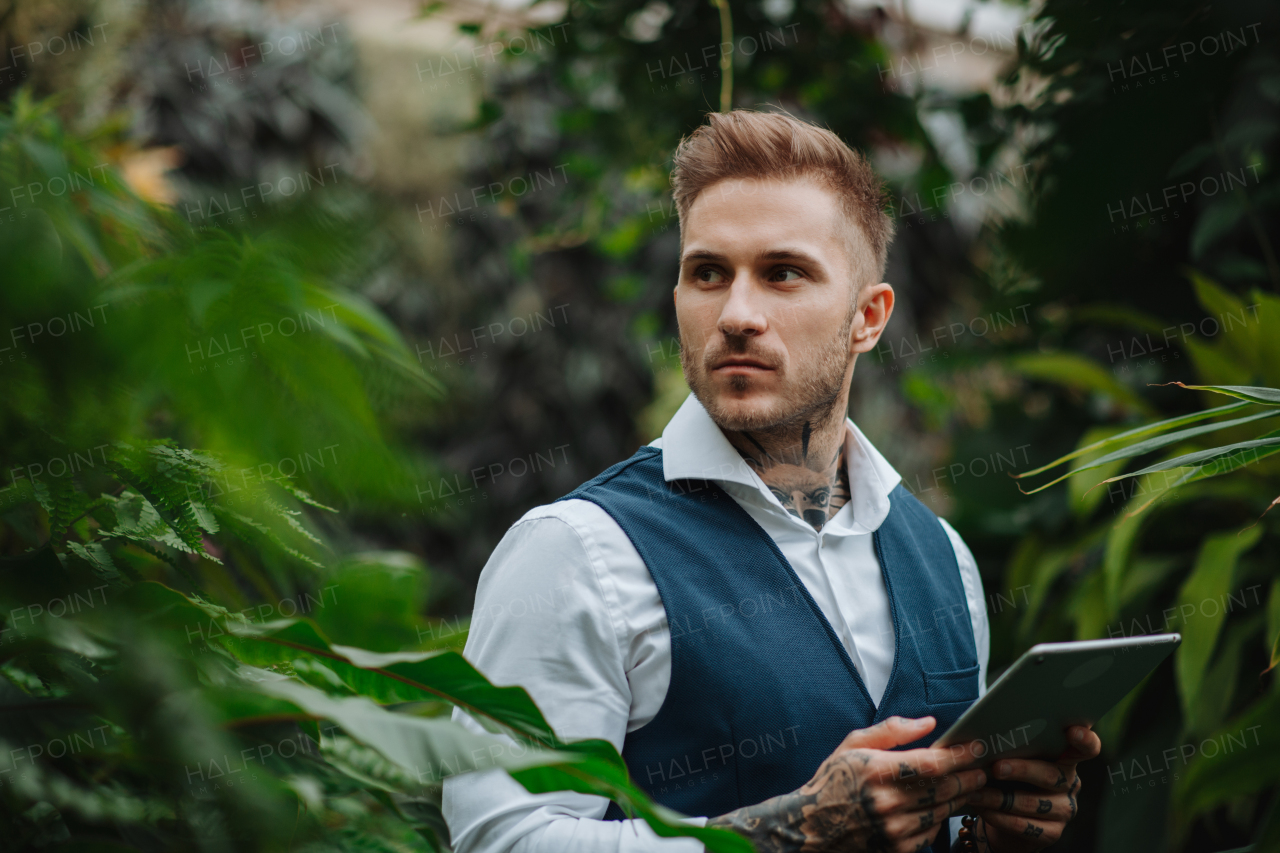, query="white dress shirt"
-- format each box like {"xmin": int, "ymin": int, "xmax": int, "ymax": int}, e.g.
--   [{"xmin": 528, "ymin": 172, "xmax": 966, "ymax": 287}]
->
[{"xmin": 444, "ymin": 393, "xmax": 990, "ymax": 853}]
